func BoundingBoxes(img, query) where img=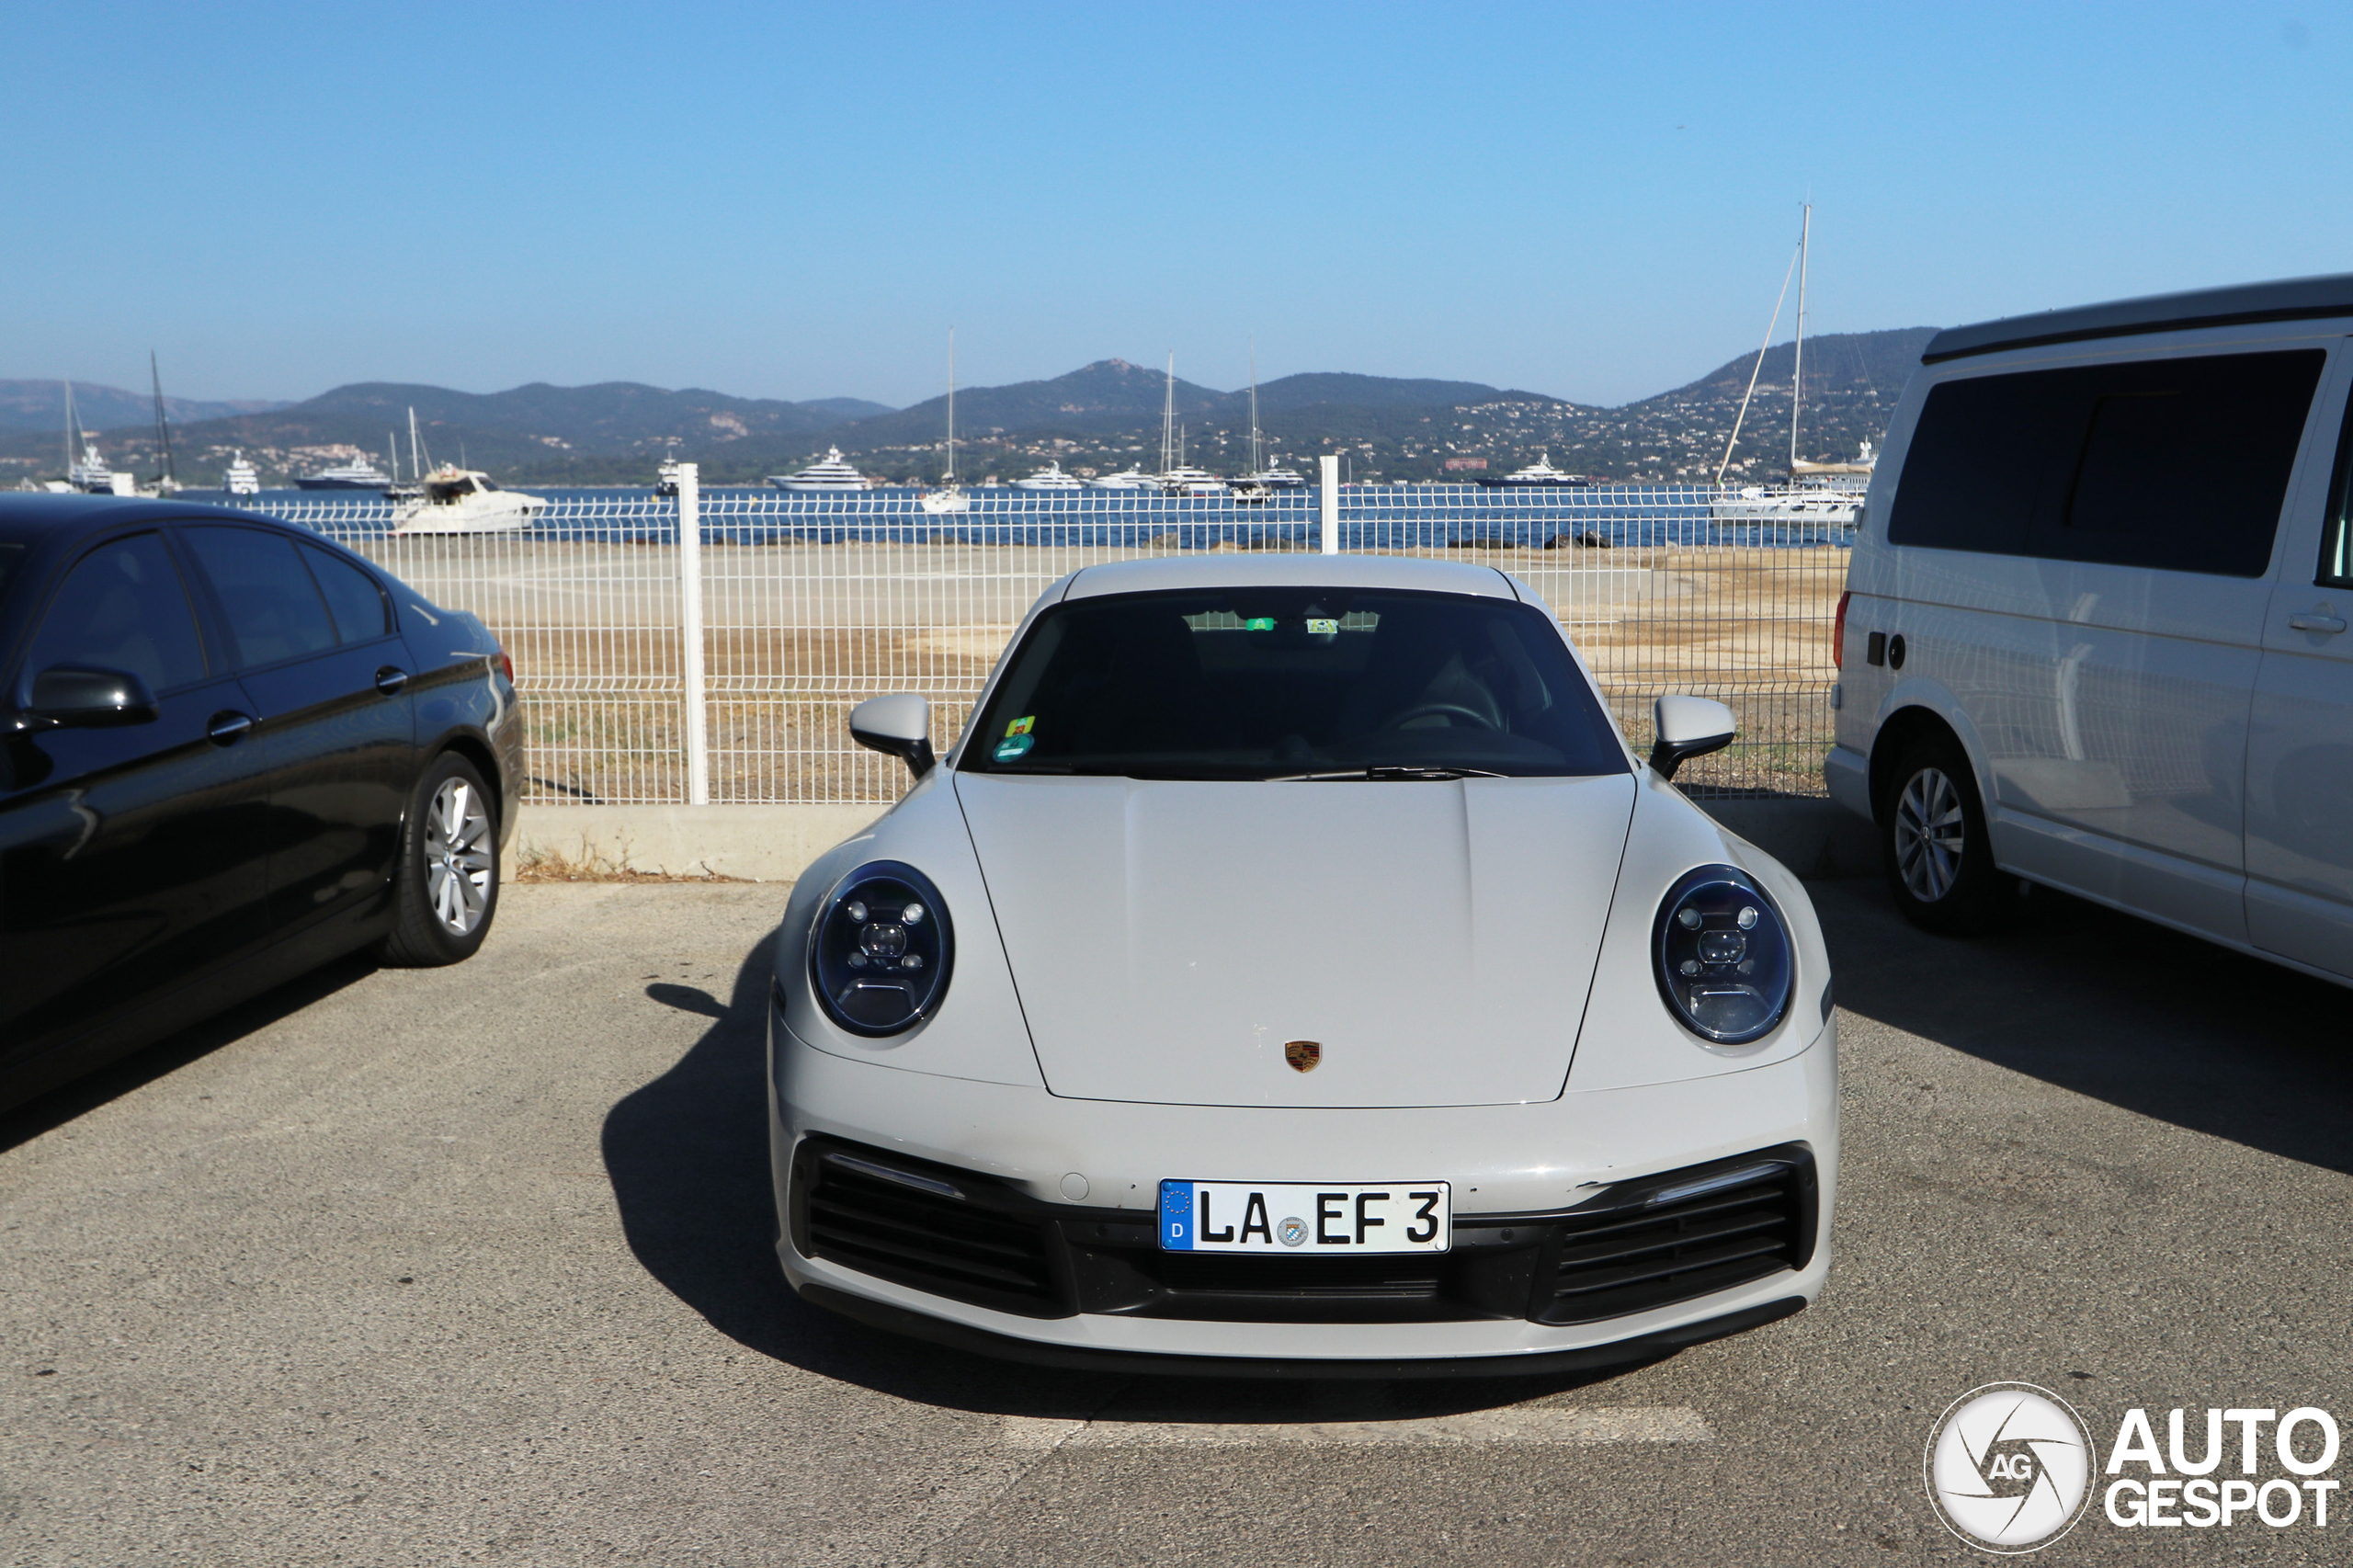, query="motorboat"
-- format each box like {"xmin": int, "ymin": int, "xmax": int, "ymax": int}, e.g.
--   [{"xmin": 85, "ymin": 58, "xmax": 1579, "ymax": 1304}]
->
[
  {"xmin": 1243, "ymin": 464, "xmax": 1306, "ymax": 488},
  {"xmin": 1087, "ymin": 468, "xmax": 1155, "ymax": 489},
  {"xmin": 298, "ymin": 455, "xmax": 395, "ymax": 490},
  {"xmin": 223, "ymin": 450, "xmax": 262, "ymax": 496},
  {"xmin": 1156, "ymin": 465, "xmax": 1229, "ymax": 496},
  {"xmin": 1476, "ymin": 451, "xmax": 1591, "ymax": 488},
  {"xmin": 59, "ymin": 382, "xmax": 130, "ymax": 494},
  {"xmin": 768, "ymin": 446, "xmax": 871, "ymax": 492},
  {"xmin": 392, "ymin": 466, "xmax": 542, "ymax": 534},
  {"xmin": 1013, "ymin": 461, "xmax": 1084, "ymax": 491}
]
